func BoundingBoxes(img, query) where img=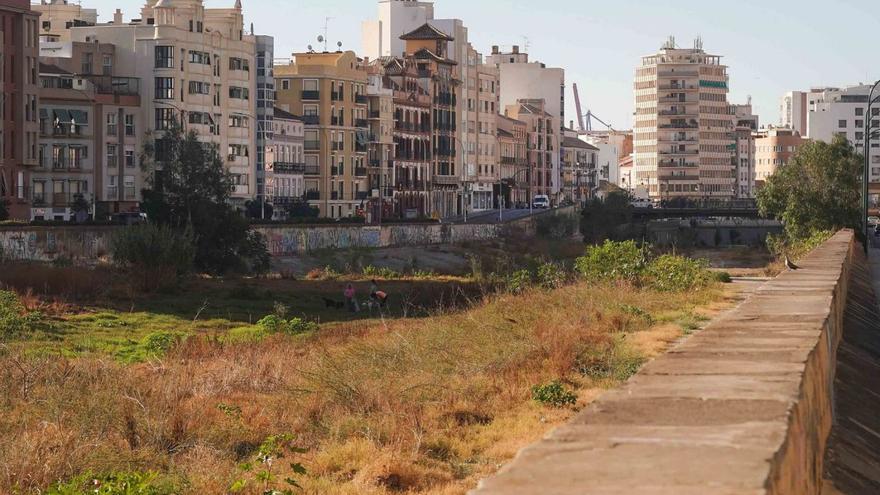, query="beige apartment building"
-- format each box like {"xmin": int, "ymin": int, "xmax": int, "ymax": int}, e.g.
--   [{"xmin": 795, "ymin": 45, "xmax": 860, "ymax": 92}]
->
[
  {"xmin": 67, "ymin": 0, "xmax": 258, "ymax": 204},
  {"xmin": 496, "ymin": 113, "xmax": 527, "ymax": 206},
  {"xmin": 1, "ymin": 0, "xmax": 41, "ymax": 220},
  {"xmin": 634, "ymin": 38, "xmax": 735, "ymax": 201},
  {"xmin": 275, "ymin": 51, "xmax": 370, "ymax": 219},
  {"xmin": 562, "ymin": 130, "xmax": 599, "ymax": 203},
  {"xmin": 754, "ymin": 127, "xmax": 808, "ymax": 187},
  {"xmin": 33, "ymin": 0, "xmax": 98, "ymax": 43},
  {"xmin": 471, "ymin": 51, "xmax": 500, "ymax": 210}
]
